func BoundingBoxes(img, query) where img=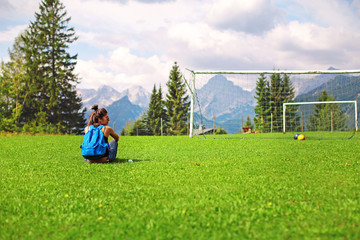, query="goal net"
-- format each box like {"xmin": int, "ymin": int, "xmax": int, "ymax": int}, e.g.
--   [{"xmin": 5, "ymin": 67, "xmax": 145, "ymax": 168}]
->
[
  {"xmin": 183, "ymin": 69, "xmax": 360, "ymax": 139},
  {"xmin": 283, "ymin": 101, "xmax": 357, "ymax": 139}
]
